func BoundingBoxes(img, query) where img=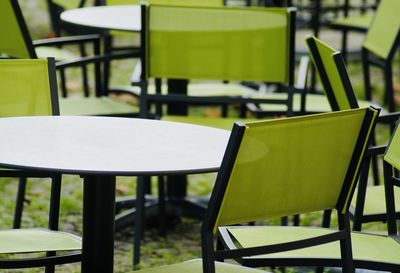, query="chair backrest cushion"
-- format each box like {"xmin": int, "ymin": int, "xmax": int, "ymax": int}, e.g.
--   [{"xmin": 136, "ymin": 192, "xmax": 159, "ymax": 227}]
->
[
  {"xmin": 0, "ymin": 0, "xmax": 35, "ymax": 59},
  {"xmin": 145, "ymin": 5, "xmax": 293, "ymax": 83},
  {"xmin": 306, "ymin": 36, "xmax": 358, "ymax": 111},
  {"xmin": 0, "ymin": 59, "xmax": 56, "ymax": 116},
  {"xmin": 363, "ymin": 0, "xmax": 400, "ymax": 59},
  {"xmin": 213, "ymin": 108, "xmax": 377, "ymax": 228}
]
